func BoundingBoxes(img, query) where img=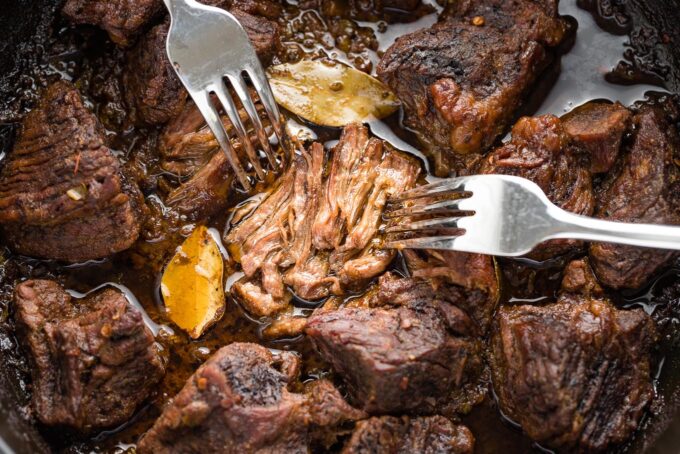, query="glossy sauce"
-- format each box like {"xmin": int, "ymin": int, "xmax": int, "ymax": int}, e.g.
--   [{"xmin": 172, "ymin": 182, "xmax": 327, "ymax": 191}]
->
[{"xmin": 0, "ymin": 1, "xmax": 674, "ymax": 453}]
